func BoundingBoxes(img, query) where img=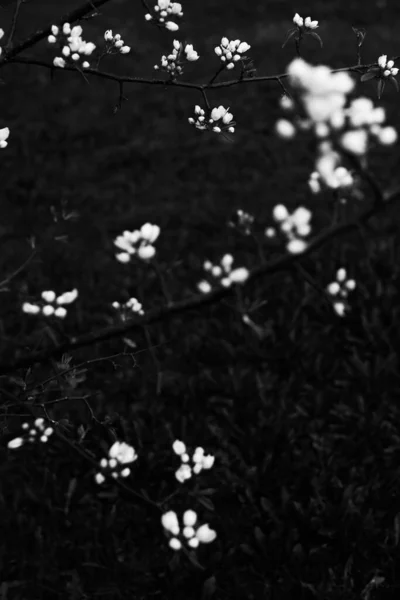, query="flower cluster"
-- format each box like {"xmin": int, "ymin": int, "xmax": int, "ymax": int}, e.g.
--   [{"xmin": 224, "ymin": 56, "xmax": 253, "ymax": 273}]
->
[
  {"xmin": 188, "ymin": 105, "xmax": 235, "ymax": 134},
  {"xmin": 144, "ymin": 0, "xmax": 183, "ymax": 32},
  {"xmin": 340, "ymin": 96, "xmax": 398, "ymax": 153},
  {"xmin": 22, "ymin": 288, "xmax": 78, "ymax": 318},
  {"xmin": 114, "ymin": 223, "xmax": 161, "ymax": 263},
  {"xmin": 154, "ymin": 39, "xmax": 199, "ymax": 76},
  {"xmin": 228, "ymin": 208, "xmax": 254, "ymax": 236},
  {"xmin": 161, "ymin": 510, "xmax": 217, "ymax": 550},
  {"xmin": 197, "ymin": 254, "xmax": 249, "ymax": 294},
  {"xmin": 95, "ymin": 441, "xmax": 138, "ymax": 485},
  {"xmin": 112, "ymin": 297, "xmax": 144, "ymax": 318},
  {"xmin": 214, "ymin": 37, "xmax": 251, "ymax": 70},
  {"xmin": 378, "ymin": 54, "xmax": 399, "ymax": 78},
  {"xmin": 309, "ymin": 164, "xmax": 354, "ymax": 194},
  {"xmin": 293, "ymin": 13, "xmax": 319, "ymax": 29},
  {"xmin": 326, "ymin": 268, "xmax": 356, "ymax": 316},
  {"xmin": 269, "ymin": 205, "xmax": 312, "ymax": 254},
  {"xmin": 172, "ymin": 440, "xmax": 215, "ymax": 483},
  {"xmin": 48, "ymin": 23, "xmax": 96, "ymax": 69},
  {"xmin": 104, "ymin": 30, "xmax": 131, "ymax": 55},
  {"xmin": 8, "ymin": 418, "xmax": 54, "ymax": 450},
  {"xmin": 0, "ymin": 126, "xmax": 10, "ymax": 148}
]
